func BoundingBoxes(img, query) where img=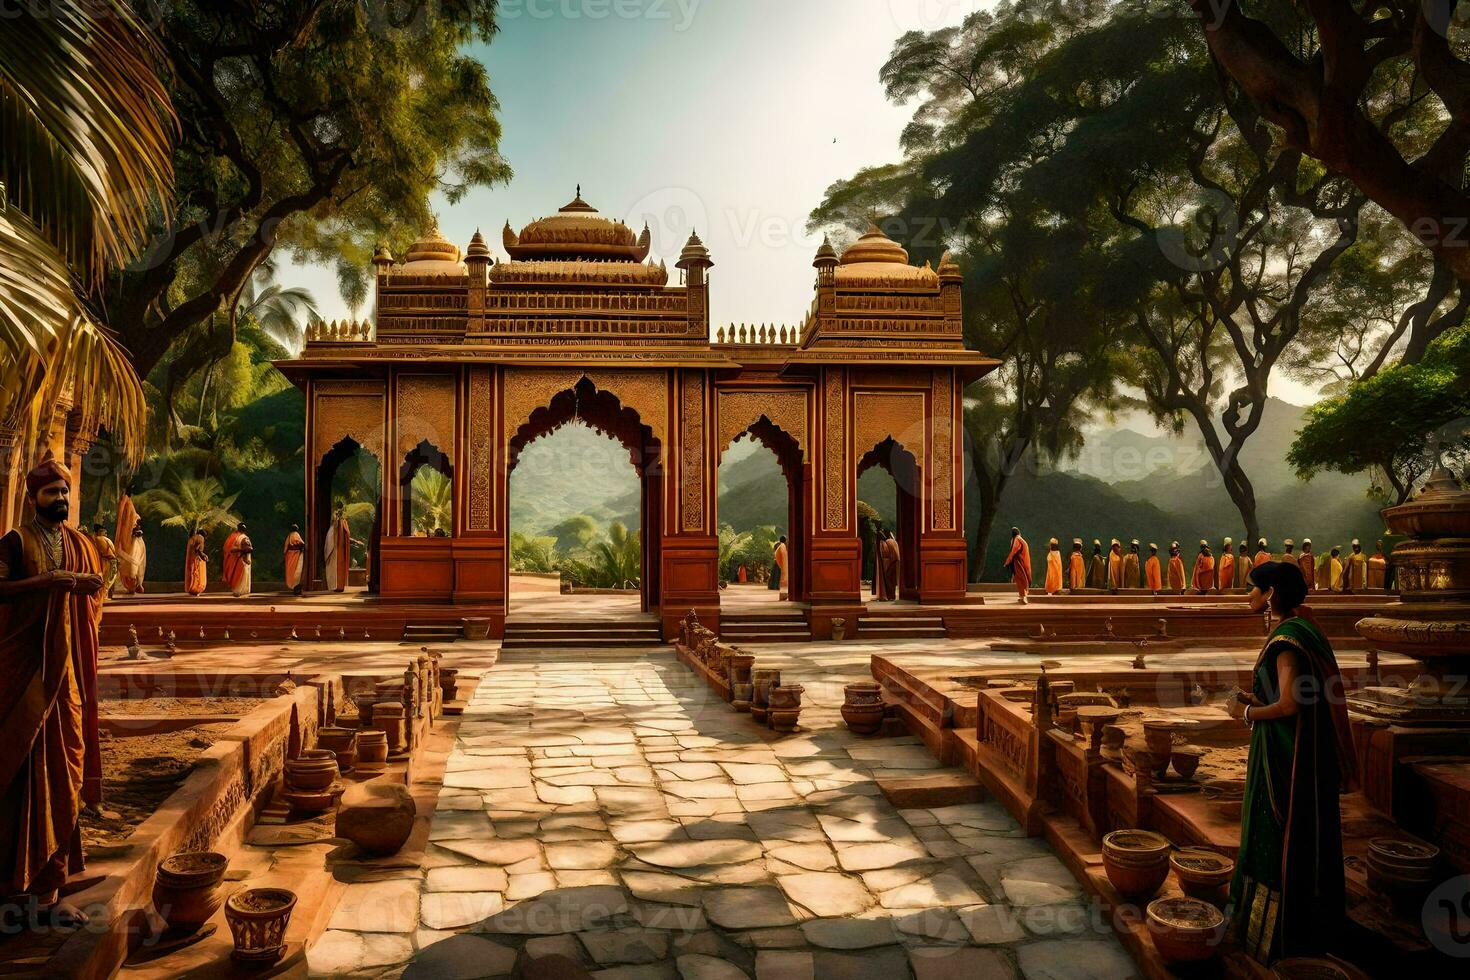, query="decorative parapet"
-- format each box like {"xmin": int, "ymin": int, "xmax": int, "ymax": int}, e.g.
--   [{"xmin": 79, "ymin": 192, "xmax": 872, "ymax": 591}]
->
[
  {"xmin": 714, "ymin": 323, "xmax": 798, "ymax": 347},
  {"xmin": 304, "ymin": 318, "xmax": 376, "ymax": 346}
]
